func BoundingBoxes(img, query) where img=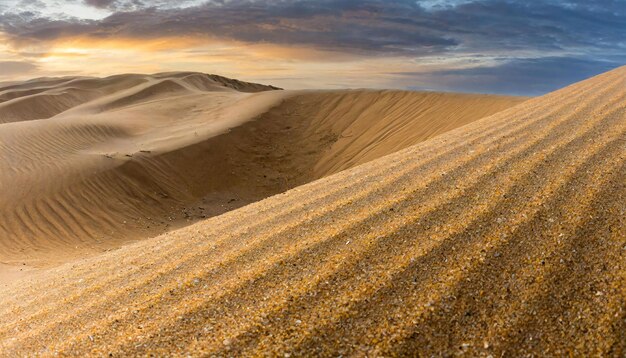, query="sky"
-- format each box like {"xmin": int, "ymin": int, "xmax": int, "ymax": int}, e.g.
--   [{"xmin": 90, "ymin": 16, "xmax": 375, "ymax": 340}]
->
[{"xmin": 0, "ymin": 0, "xmax": 624, "ymax": 95}]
